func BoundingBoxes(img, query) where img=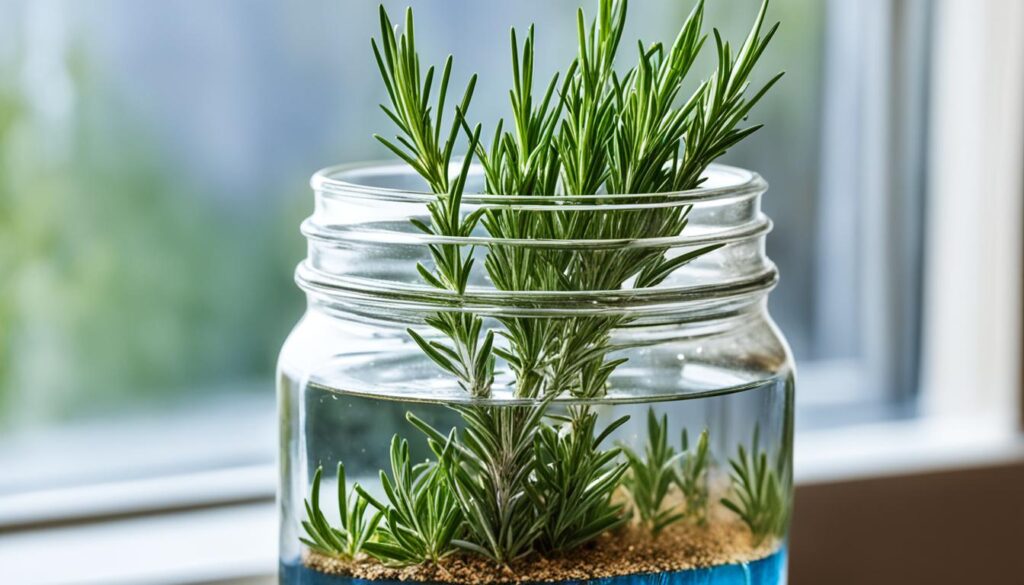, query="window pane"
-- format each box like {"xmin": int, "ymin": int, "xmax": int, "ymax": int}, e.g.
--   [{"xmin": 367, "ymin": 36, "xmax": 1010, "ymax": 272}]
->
[{"xmin": 0, "ymin": 0, "xmax": 922, "ymax": 492}]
